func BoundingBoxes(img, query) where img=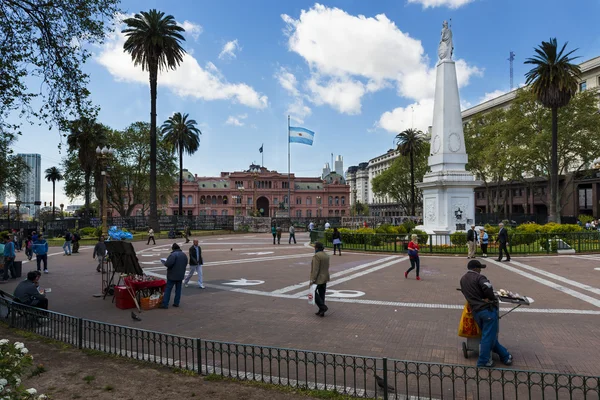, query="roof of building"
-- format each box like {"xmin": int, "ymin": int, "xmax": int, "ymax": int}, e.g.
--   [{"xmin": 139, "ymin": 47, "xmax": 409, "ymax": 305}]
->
[
  {"xmin": 322, "ymin": 172, "xmax": 346, "ymax": 185},
  {"xmin": 197, "ymin": 180, "xmax": 230, "ymax": 189}
]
